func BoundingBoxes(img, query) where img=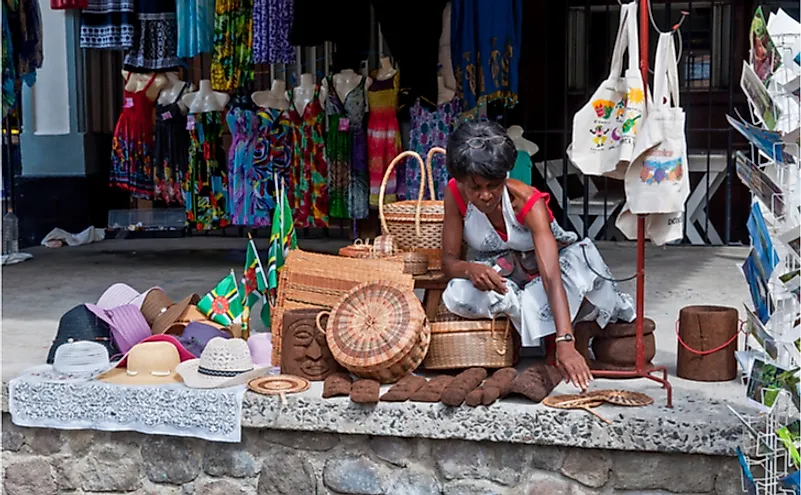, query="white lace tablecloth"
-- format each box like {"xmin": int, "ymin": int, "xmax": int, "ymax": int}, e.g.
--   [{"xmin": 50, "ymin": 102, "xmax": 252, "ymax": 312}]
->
[{"xmin": 8, "ymin": 369, "xmax": 247, "ymax": 443}]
